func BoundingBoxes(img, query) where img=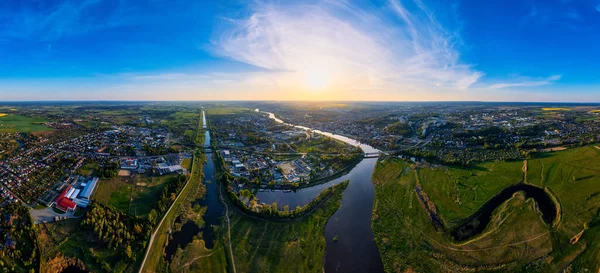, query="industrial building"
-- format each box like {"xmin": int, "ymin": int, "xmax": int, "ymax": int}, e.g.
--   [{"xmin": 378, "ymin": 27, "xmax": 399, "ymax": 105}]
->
[{"xmin": 52, "ymin": 177, "xmax": 99, "ymax": 213}]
